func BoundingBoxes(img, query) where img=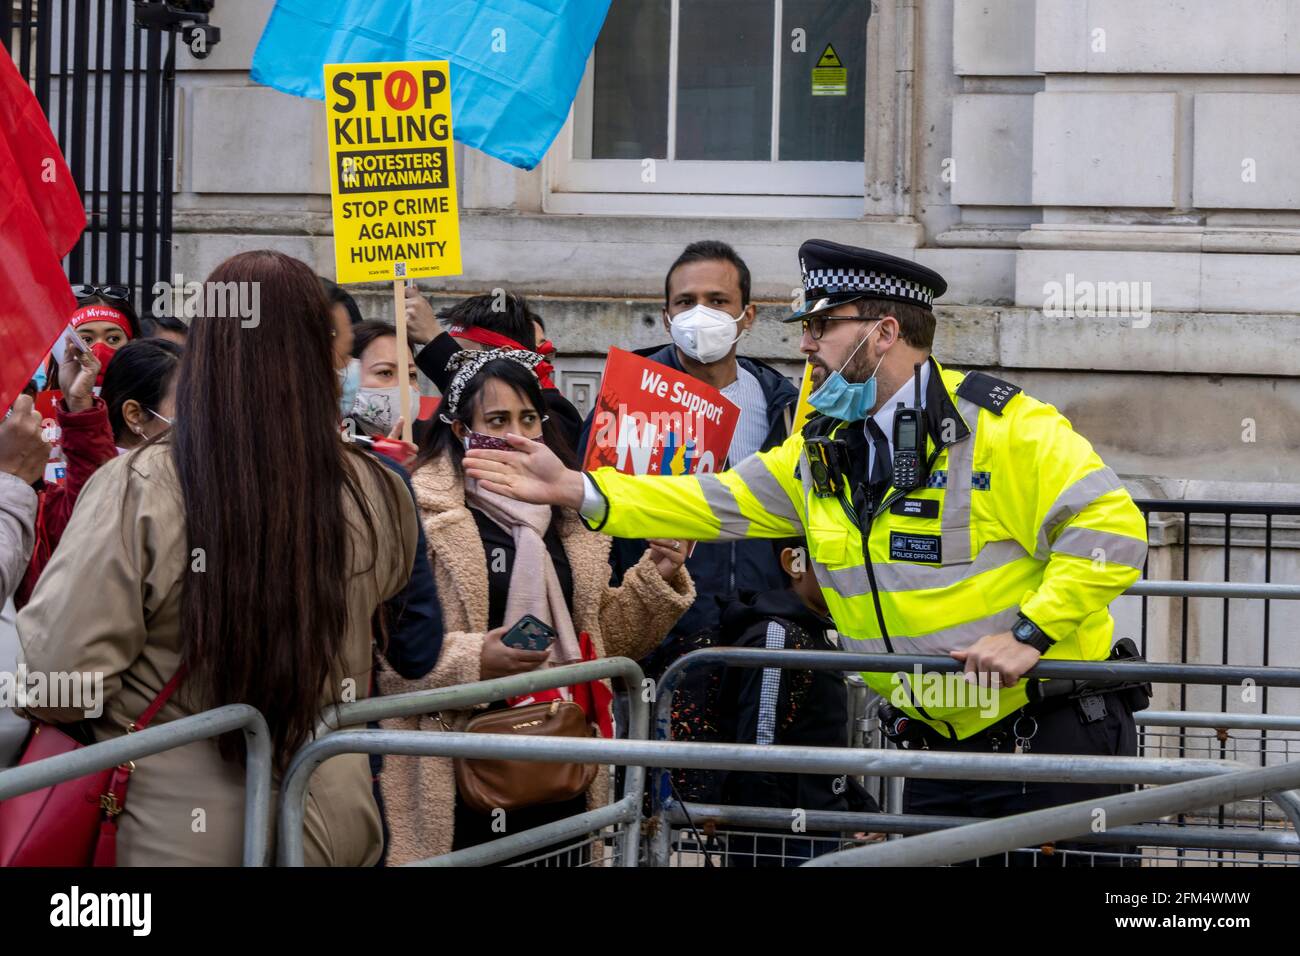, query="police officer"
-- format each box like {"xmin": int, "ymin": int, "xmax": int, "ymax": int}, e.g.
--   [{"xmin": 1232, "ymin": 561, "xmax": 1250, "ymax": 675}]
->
[{"xmin": 463, "ymin": 240, "xmax": 1150, "ymax": 863}]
